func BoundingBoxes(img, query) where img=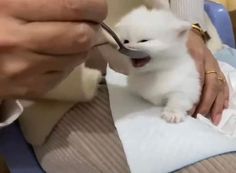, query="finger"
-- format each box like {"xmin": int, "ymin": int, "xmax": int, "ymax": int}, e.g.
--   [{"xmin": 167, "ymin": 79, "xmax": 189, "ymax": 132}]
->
[
  {"xmin": 0, "ymin": 50, "xmax": 87, "ymax": 81},
  {"xmin": 1, "ymin": 52, "xmax": 87, "ymax": 99},
  {"xmin": 207, "ymin": 51, "xmax": 229, "ymax": 108},
  {"xmin": 20, "ymin": 22, "xmax": 99, "ymax": 55},
  {"xmin": 210, "ymin": 91, "xmax": 224, "ymax": 125},
  {"xmin": 0, "ymin": 71, "xmax": 66, "ymax": 99},
  {"xmin": 195, "ymin": 74, "xmax": 218, "ymax": 116},
  {"xmin": 1, "ymin": 0, "xmax": 107, "ymax": 22}
]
